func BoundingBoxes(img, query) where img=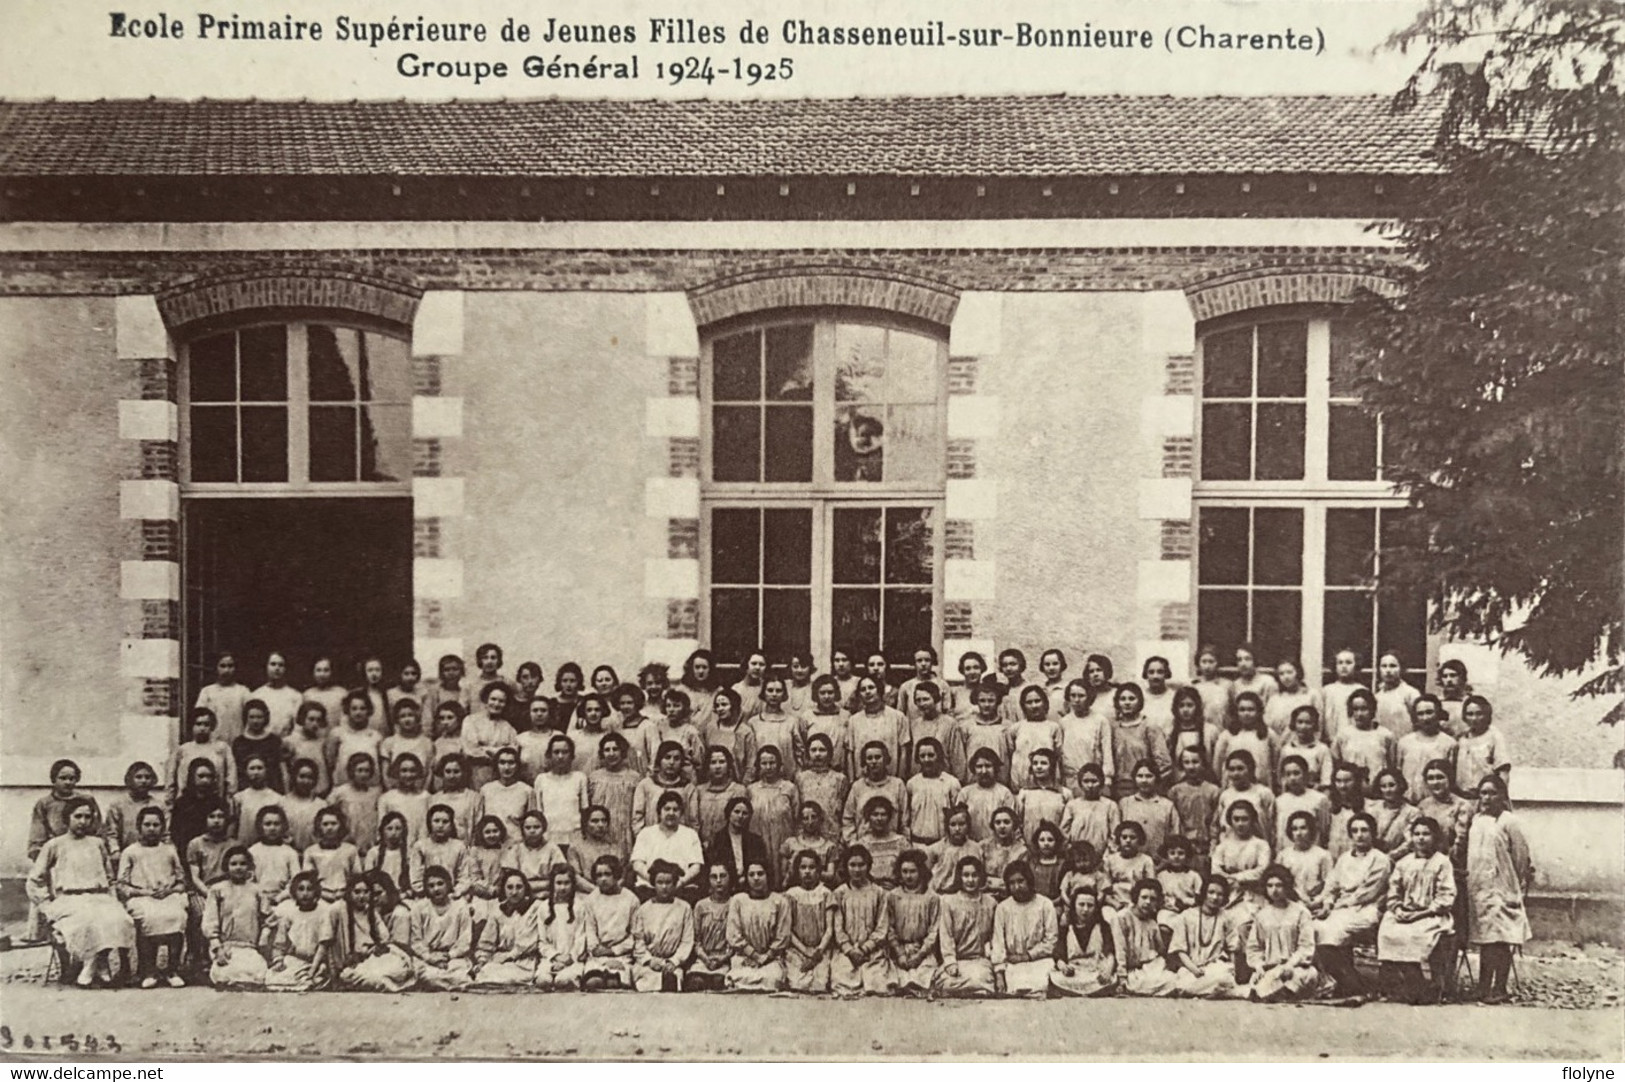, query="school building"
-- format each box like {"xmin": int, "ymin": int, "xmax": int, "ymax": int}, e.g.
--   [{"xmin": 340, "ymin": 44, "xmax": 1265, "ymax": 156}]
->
[{"xmin": 0, "ymin": 95, "xmax": 1619, "ymax": 935}]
